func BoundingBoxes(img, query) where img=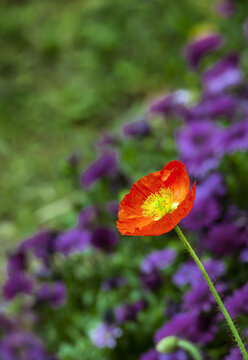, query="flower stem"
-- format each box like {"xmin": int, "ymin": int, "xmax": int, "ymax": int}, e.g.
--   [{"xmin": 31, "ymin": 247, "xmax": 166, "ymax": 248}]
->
[
  {"xmin": 178, "ymin": 339, "xmax": 202, "ymax": 360},
  {"xmin": 175, "ymin": 225, "xmax": 248, "ymax": 360},
  {"xmin": 156, "ymin": 336, "xmax": 202, "ymax": 360}
]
